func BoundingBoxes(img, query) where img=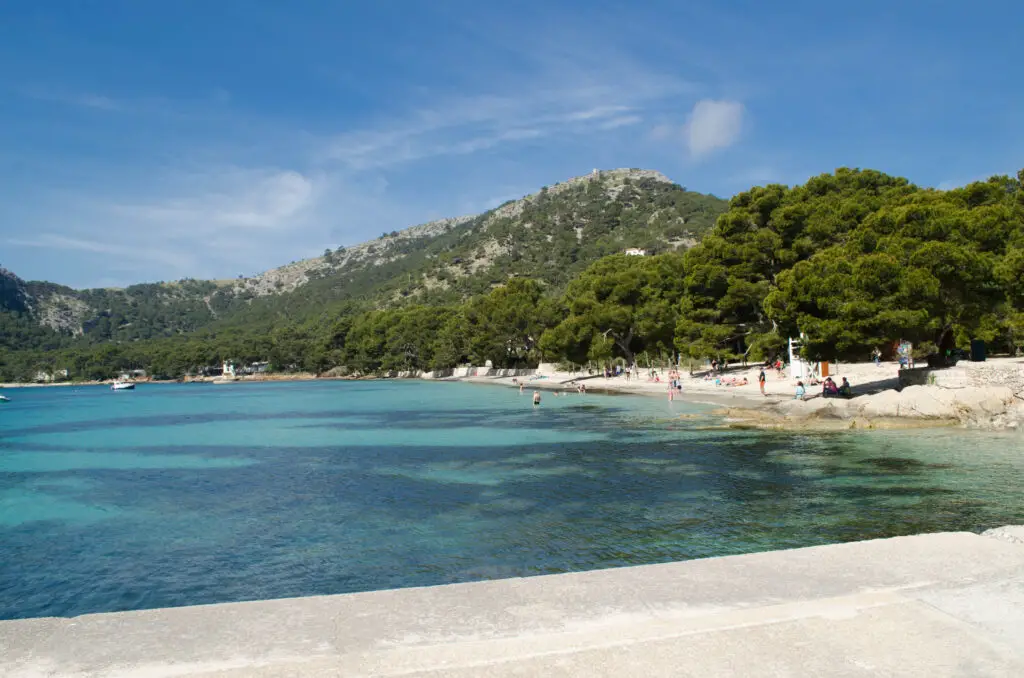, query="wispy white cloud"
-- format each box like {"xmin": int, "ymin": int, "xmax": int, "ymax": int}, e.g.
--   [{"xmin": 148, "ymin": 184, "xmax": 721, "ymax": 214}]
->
[
  {"xmin": 75, "ymin": 94, "xmax": 121, "ymax": 111},
  {"xmin": 563, "ymin": 105, "xmax": 634, "ymax": 122},
  {"xmin": 324, "ymin": 77, "xmax": 682, "ymax": 170},
  {"xmin": 108, "ymin": 168, "xmax": 317, "ymax": 231},
  {"xmin": 596, "ymin": 115, "xmax": 643, "ymax": 130},
  {"xmin": 22, "ymin": 87, "xmax": 125, "ymax": 111},
  {"xmin": 6, "ymin": 167, "xmax": 331, "ymax": 284},
  {"xmin": 437, "ymin": 128, "xmax": 544, "ymax": 157},
  {"xmin": 7, "ymin": 234, "xmax": 192, "ymax": 270},
  {"xmin": 6, "ymin": 163, "xmax": 447, "ymax": 285},
  {"xmin": 685, "ymin": 99, "xmax": 744, "ymax": 158}
]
